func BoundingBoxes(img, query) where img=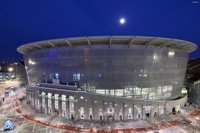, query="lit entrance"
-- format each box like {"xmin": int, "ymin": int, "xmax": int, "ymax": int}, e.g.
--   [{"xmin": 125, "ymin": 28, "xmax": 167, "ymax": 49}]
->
[{"xmin": 108, "ymin": 115, "xmax": 114, "ymax": 123}]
